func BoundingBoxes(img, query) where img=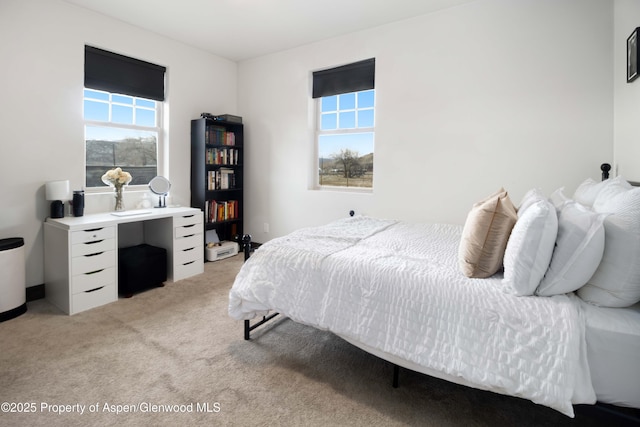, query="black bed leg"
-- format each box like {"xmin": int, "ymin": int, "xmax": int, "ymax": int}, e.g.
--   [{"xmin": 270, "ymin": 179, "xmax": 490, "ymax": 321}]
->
[
  {"xmin": 244, "ymin": 313, "xmax": 280, "ymax": 340},
  {"xmin": 242, "ymin": 234, "xmax": 252, "ymax": 261},
  {"xmin": 601, "ymin": 163, "xmax": 611, "ymax": 181},
  {"xmin": 242, "ymin": 235, "xmax": 252, "ymax": 340},
  {"xmin": 244, "ymin": 319, "xmax": 250, "ymax": 340},
  {"xmin": 392, "ymin": 364, "xmax": 400, "ymax": 388}
]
